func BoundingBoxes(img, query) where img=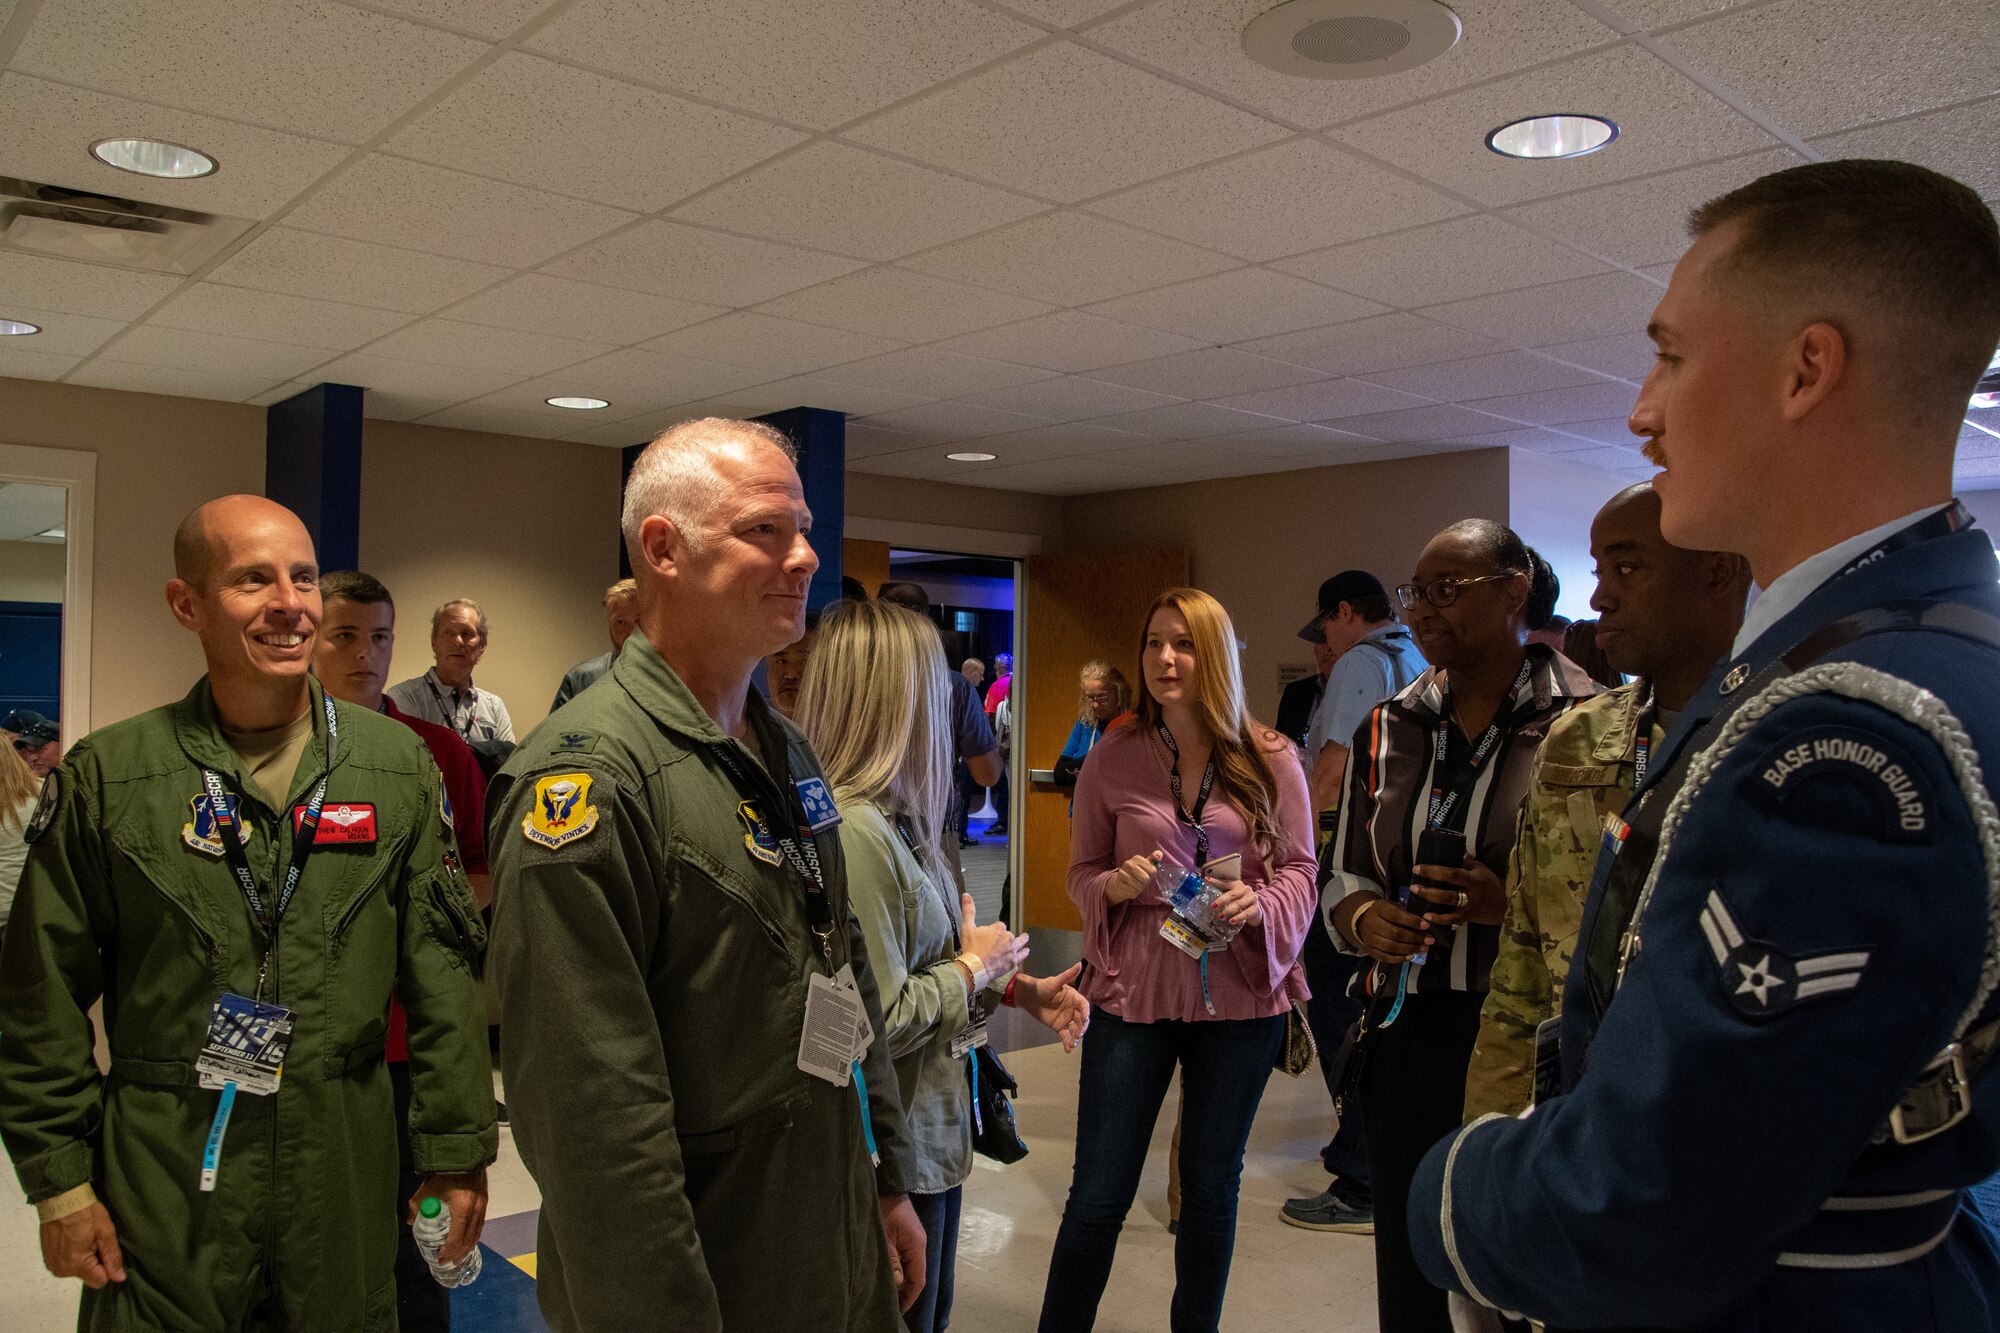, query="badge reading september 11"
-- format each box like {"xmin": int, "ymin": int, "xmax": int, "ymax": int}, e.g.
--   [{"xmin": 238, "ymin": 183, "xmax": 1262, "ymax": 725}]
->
[{"xmin": 523, "ymin": 773, "xmax": 600, "ymax": 850}]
